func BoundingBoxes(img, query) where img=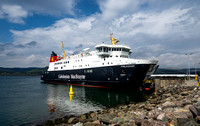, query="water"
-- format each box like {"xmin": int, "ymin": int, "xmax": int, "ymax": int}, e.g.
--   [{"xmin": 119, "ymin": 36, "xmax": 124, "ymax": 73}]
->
[{"xmin": 0, "ymin": 76, "xmax": 147, "ymax": 126}]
